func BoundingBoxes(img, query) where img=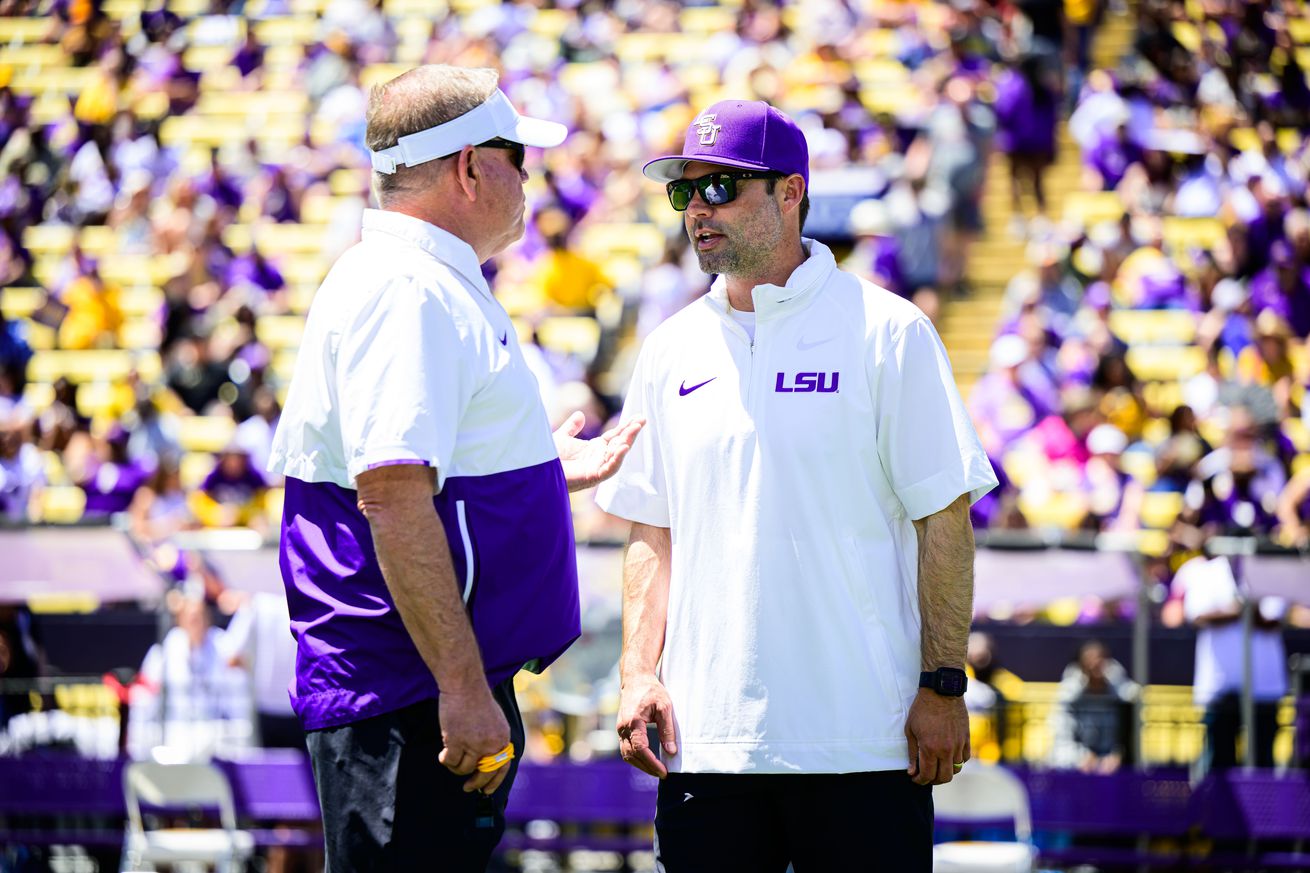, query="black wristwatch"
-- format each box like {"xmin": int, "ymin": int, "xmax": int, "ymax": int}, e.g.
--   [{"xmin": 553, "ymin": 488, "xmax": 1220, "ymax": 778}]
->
[{"xmin": 919, "ymin": 667, "xmax": 968, "ymax": 697}]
